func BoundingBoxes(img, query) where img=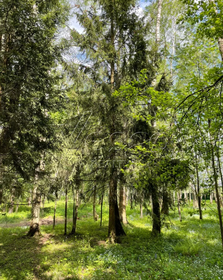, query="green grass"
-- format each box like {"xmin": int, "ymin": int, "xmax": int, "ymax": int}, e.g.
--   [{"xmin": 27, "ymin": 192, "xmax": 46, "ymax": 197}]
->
[{"xmin": 1, "ymin": 201, "xmax": 223, "ymax": 280}]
